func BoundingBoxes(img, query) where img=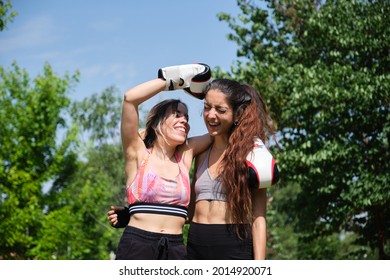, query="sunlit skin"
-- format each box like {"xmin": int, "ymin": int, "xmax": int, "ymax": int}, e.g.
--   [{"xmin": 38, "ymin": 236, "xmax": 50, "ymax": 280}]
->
[
  {"xmin": 191, "ymin": 89, "xmax": 234, "ymax": 224},
  {"xmin": 108, "ymin": 81, "xmax": 267, "ymax": 259},
  {"xmin": 191, "ymin": 88, "xmax": 267, "ymax": 260},
  {"xmin": 158, "ymin": 104, "xmax": 190, "ymax": 149},
  {"xmin": 112, "ymin": 78, "xmax": 212, "ymax": 234},
  {"xmin": 109, "ymin": 107, "xmax": 192, "ymax": 233},
  {"xmin": 109, "ymin": 90, "xmax": 215, "ymax": 232},
  {"xmin": 202, "ymin": 89, "xmax": 234, "ymax": 139}
]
